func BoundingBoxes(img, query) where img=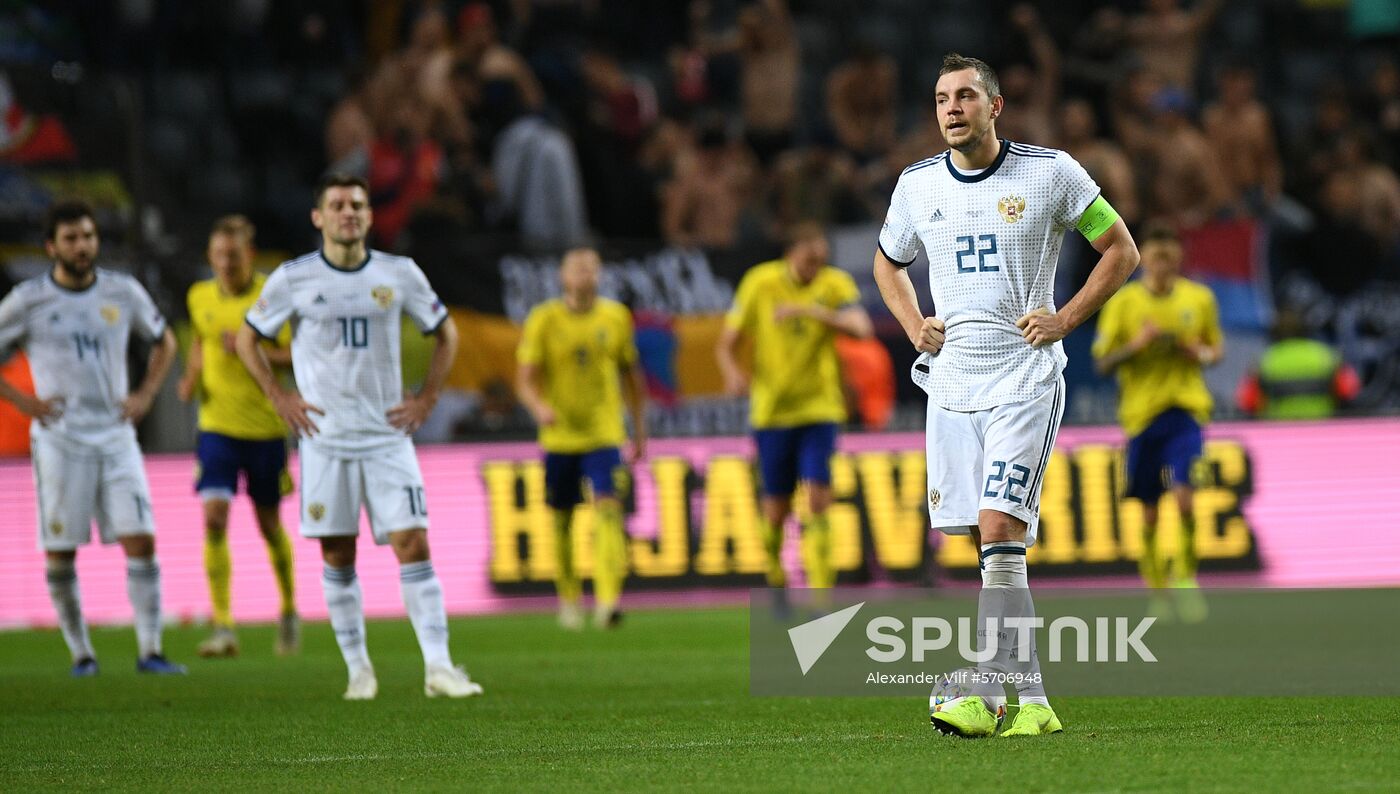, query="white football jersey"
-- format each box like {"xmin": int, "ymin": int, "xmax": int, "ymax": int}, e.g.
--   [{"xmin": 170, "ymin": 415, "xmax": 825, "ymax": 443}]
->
[
  {"xmin": 0, "ymin": 269, "xmax": 167, "ymax": 448},
  {"xmin": 247, "ymin": 250, "xmax": 449, "ymax": 457},
  {"xmin": 879, "ymin": 140, "xmax": 1101, "ymax": 411}
]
